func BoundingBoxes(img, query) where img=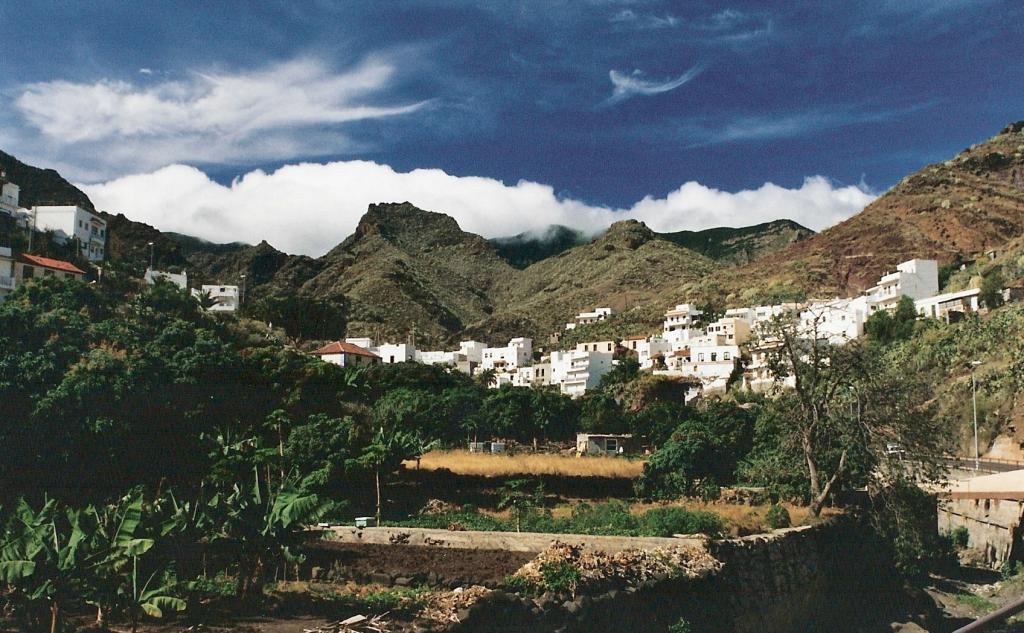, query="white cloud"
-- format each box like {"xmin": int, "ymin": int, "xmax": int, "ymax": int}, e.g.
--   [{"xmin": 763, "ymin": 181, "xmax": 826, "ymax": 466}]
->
[
  {"xmin": 604, "ymin": 65, "xmax": 704, "ymax": 106},
  {"xmin": 609, "ymin": 9, "xmax": 679, "ymax": 29},
  {"xmin": 11, "ymin": 58, "xmax": 427, "ymax": 178},
  {"xmin": 81, "ymin": 162, "xmax": 874, "ymax": 257}
]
